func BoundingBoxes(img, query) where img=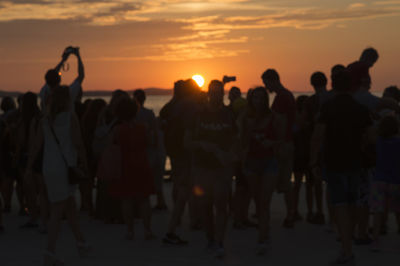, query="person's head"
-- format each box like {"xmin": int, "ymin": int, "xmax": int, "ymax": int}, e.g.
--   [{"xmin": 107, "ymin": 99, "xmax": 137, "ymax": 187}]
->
[
  {"xmin": 246, "ymin": 88, "xmax": 254, "ymax": 102},
  {"xmin": 261, "ymin": 69, "xmax": 281, "ymax": 93},
  {"xmin": 1, "ymin": 96, "xmax": 16, "ymax": 113},
  {"xmin": 184, "ymin": 78, "xmax": 201, "ymax": 98},
  {"xmin": 21, "ymin": 92, "xmax": 39, "ymax": 123},
  {"xmin": 110, "ymin": 89, "xmax": 129, "ymax": 110},
  {"xmin": 45, "ymin": 69, "xmax": 61, "ymax": 88},
  {"xmin": 115, "ymin": 97, "xmax": 138, "ymax": 123},
  {"xmin": 332, "ymin": 69, "xmax": 351, "ymax": 93},
  {"xmin": 229, "ymin": 86, "xmax": 241, "ymax": 103},
  {"xmin": 208, "ymin": 80, "xmax": 224, "ymax": 107},
  {"xmin": 383, "ymin": 86, "xmax": 400, "ymax": 103},
  {"xmin": 82, "ymin": 99, "xmax": 107, "ymax": 129},
  {"xmin": 296, "ymin": 95, "xmax": 309, "ymax": 113},
  {"xmin": 248, "ymin": 86, "xmax": 270, "ymax": 114},
  {"xmin": 133, "ymin": 89, "xmax": 146, "ymax": 107},
  {"xmin": 360, "ymin": 47, "xmax": 379, "ymax": 67},
  {"xmin": 378, "ymin": 115, "xmax": 399, "ymax": 139},
  {"xmin": 310, "ymin": 71, "xmax": 327, "ymax": 91},
  {"xmin": 173, "ymin": 80, "xmax": 185, "ymax": 100},
  {"xmin": 330, "ymin": 64, "xmax": 345, "ymax": 89},
  {"xmin": 48, "ymin": 85, "xmax": 70, "ymax": 120}
]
